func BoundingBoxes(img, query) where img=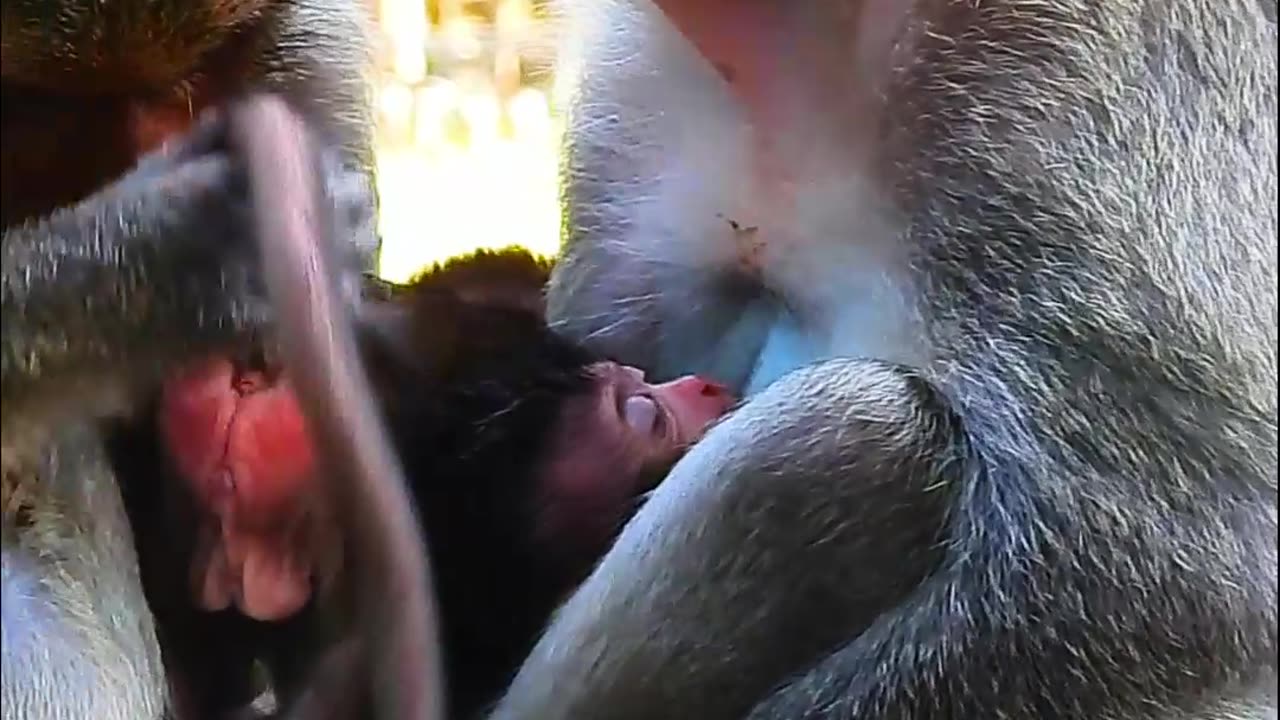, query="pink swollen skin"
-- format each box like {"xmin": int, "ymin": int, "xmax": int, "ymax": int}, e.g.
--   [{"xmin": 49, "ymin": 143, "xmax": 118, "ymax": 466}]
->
[
  {"xmin": 160, "ymin": 355, "xmax": 319, "ymax": 621},
  {"xmin": 649, "ymin": 375, "xmax": 735, "ymax": 442},
  {"xmin": 160, "ymin": 360, "xmax": 735, "ymax": 622}
]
